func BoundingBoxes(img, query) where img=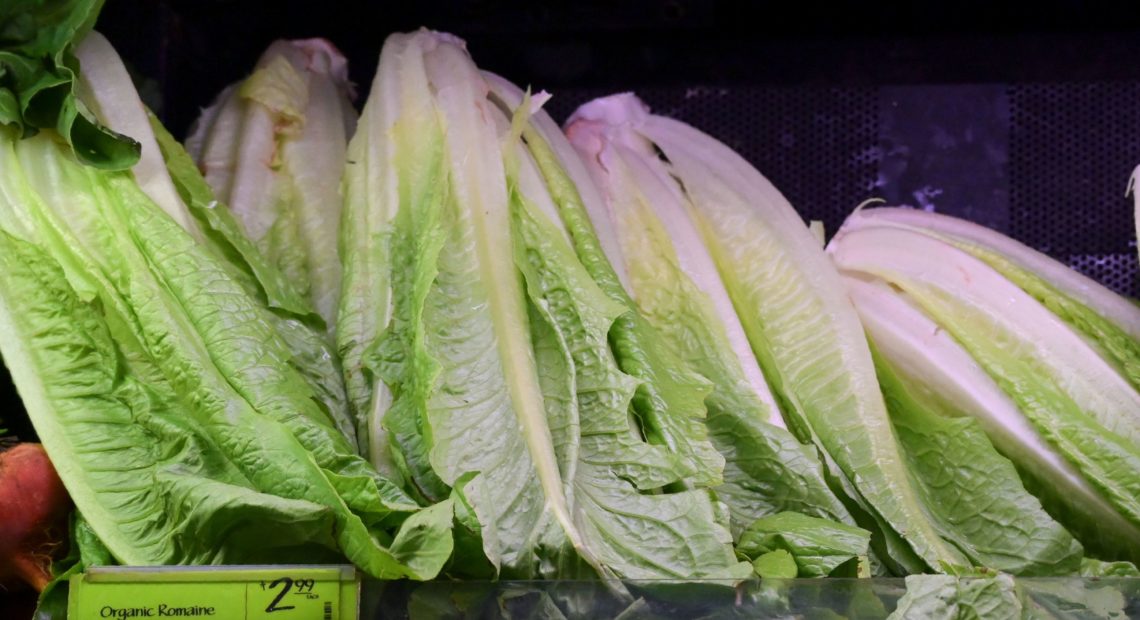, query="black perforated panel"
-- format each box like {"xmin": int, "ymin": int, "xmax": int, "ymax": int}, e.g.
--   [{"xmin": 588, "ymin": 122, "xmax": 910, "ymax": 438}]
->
[
  {"xmin": 1066, "ymin": 253, "xmax": 1138, "ymax": 296},
  {"xmin": 1010, "ymin": 83, "xmax": 1140, "ymax": 295}
]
